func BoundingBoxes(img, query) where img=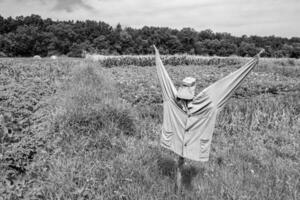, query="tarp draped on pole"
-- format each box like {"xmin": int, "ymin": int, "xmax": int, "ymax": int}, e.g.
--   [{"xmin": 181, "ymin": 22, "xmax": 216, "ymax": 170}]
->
[{"xmin": 154, "ymin": 46, "xmax": 263, "ymax": 161}]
